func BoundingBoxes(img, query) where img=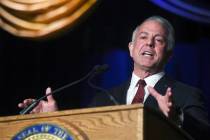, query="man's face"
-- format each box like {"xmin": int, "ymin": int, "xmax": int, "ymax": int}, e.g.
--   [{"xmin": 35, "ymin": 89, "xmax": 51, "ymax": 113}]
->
[{"xmin": 129, "ymin": 20, "xmax": 168, "ymax": 72}]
